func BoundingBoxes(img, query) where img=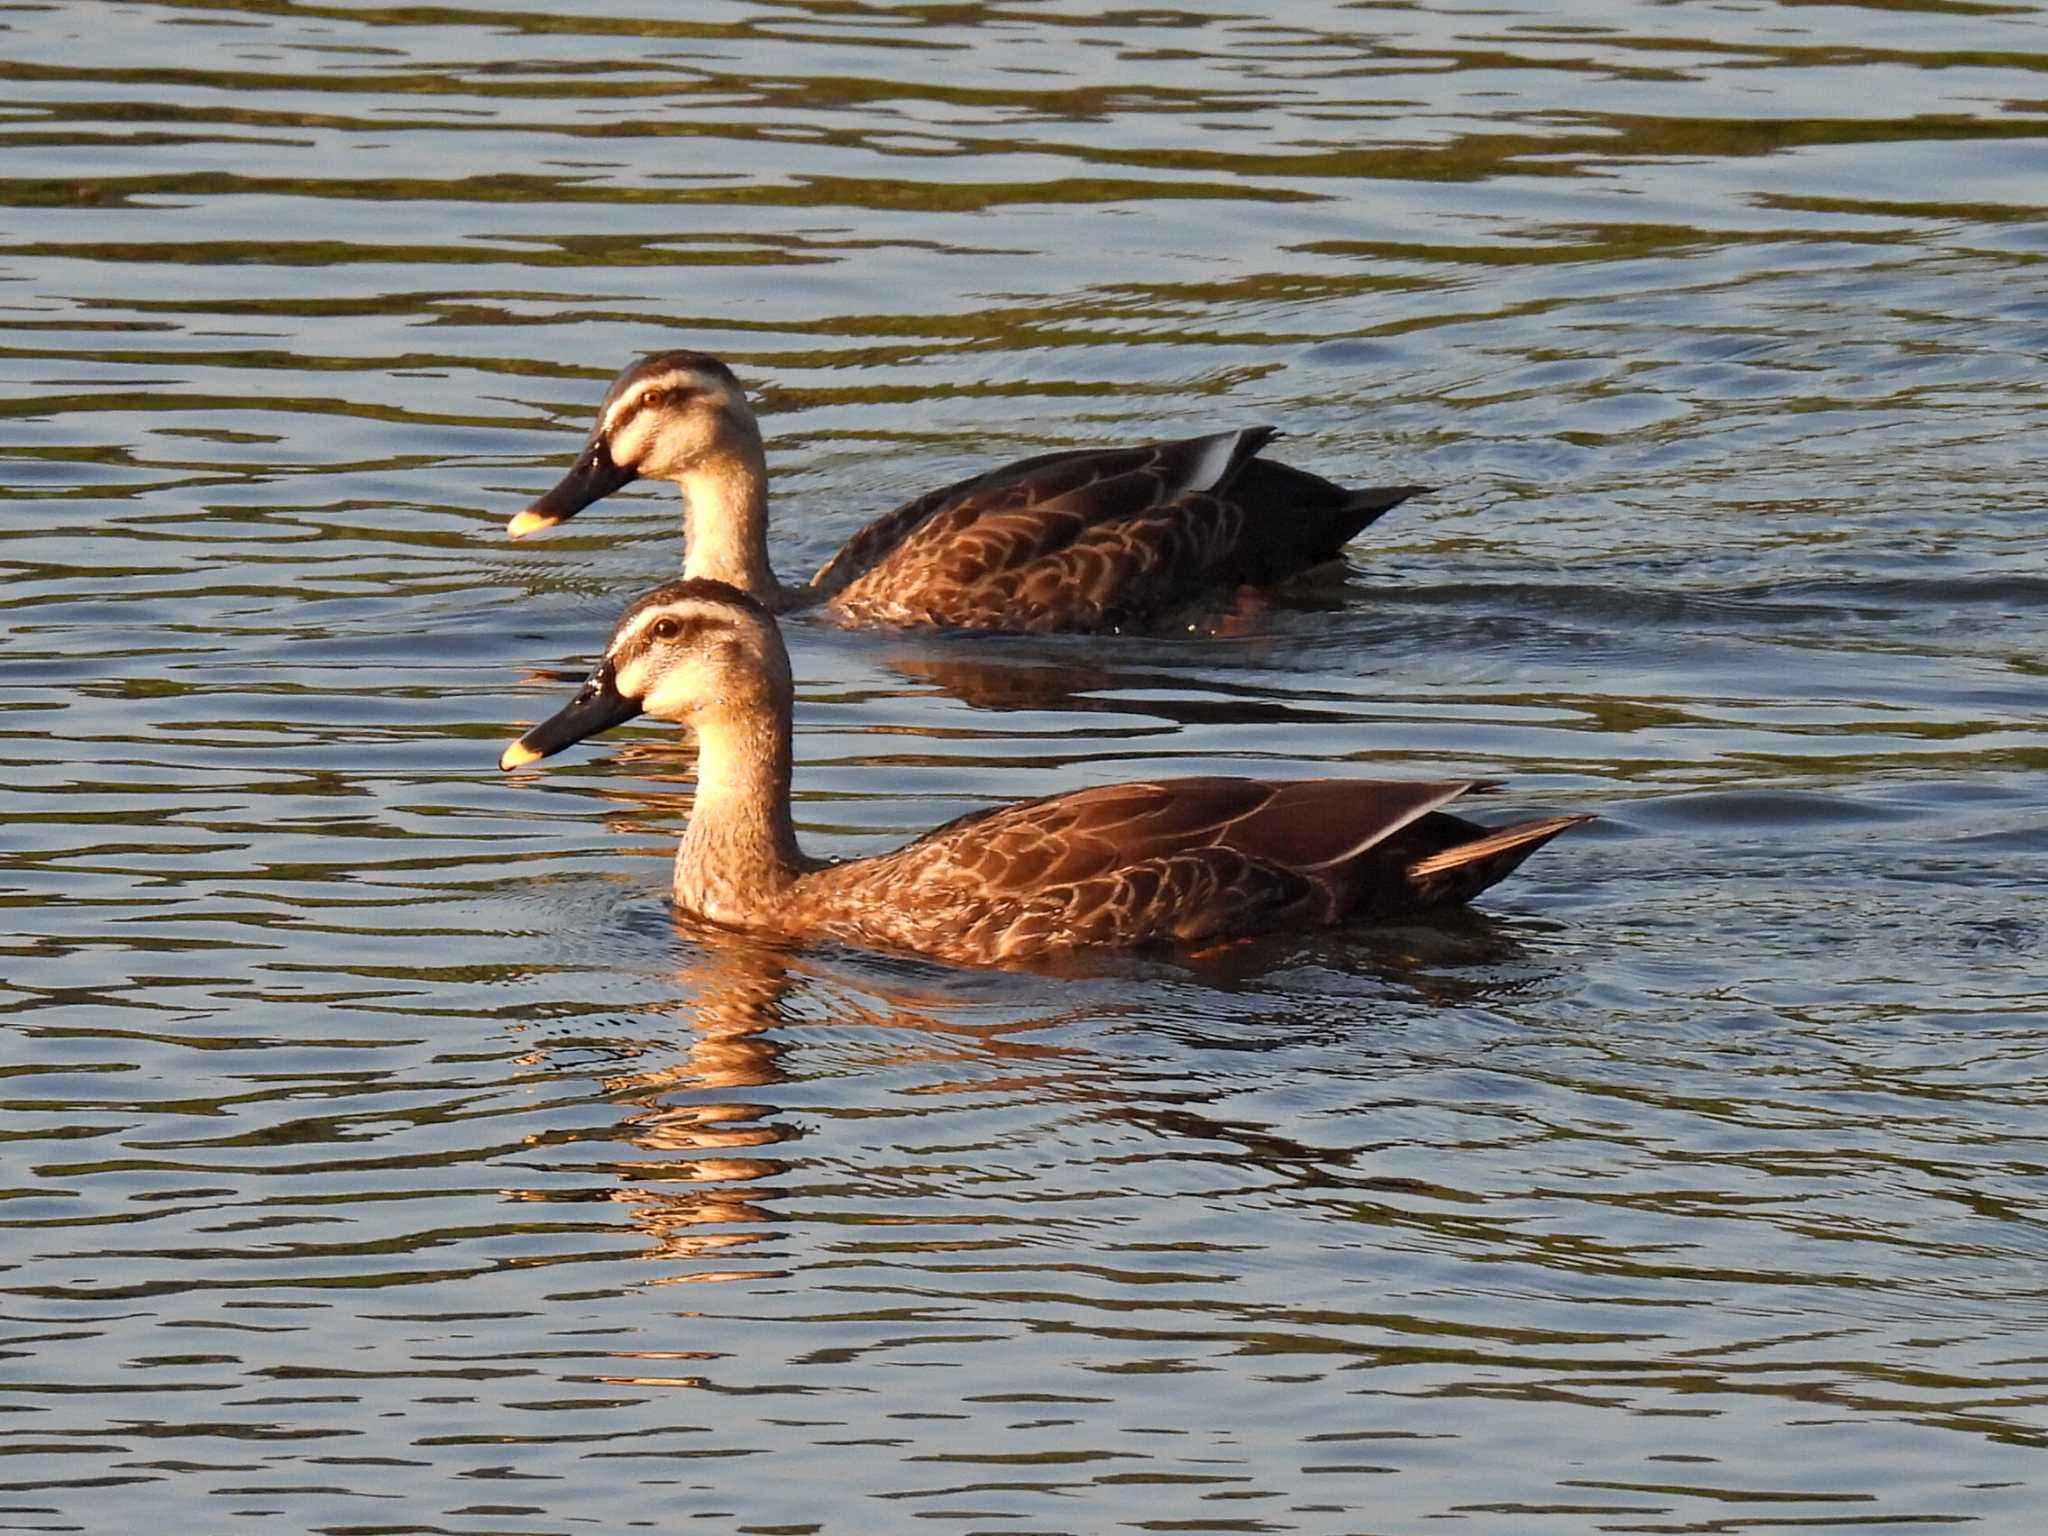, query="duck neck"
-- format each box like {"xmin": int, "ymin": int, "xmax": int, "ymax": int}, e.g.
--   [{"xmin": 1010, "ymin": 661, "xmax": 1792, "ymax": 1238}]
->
[
  {"xmin": 678, "ymin": 426, "xmax": 783, "ymax": 602},
  {"xmin": 674, "ymin": 703, "xmax": 806, "ymax": 923}
]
